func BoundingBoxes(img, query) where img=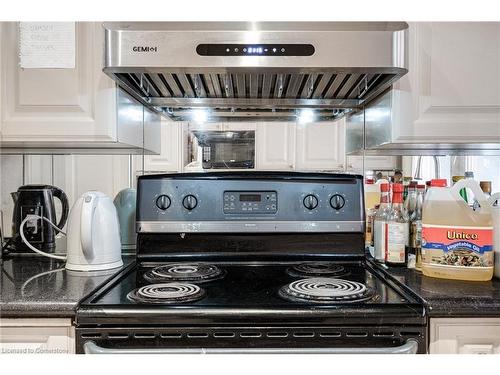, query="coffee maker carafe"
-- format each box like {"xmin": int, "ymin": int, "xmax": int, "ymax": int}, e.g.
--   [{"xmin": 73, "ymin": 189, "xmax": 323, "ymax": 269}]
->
[{"xmin": 11, "ymin": 185, "xmax": 69, "ymax": 252}]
